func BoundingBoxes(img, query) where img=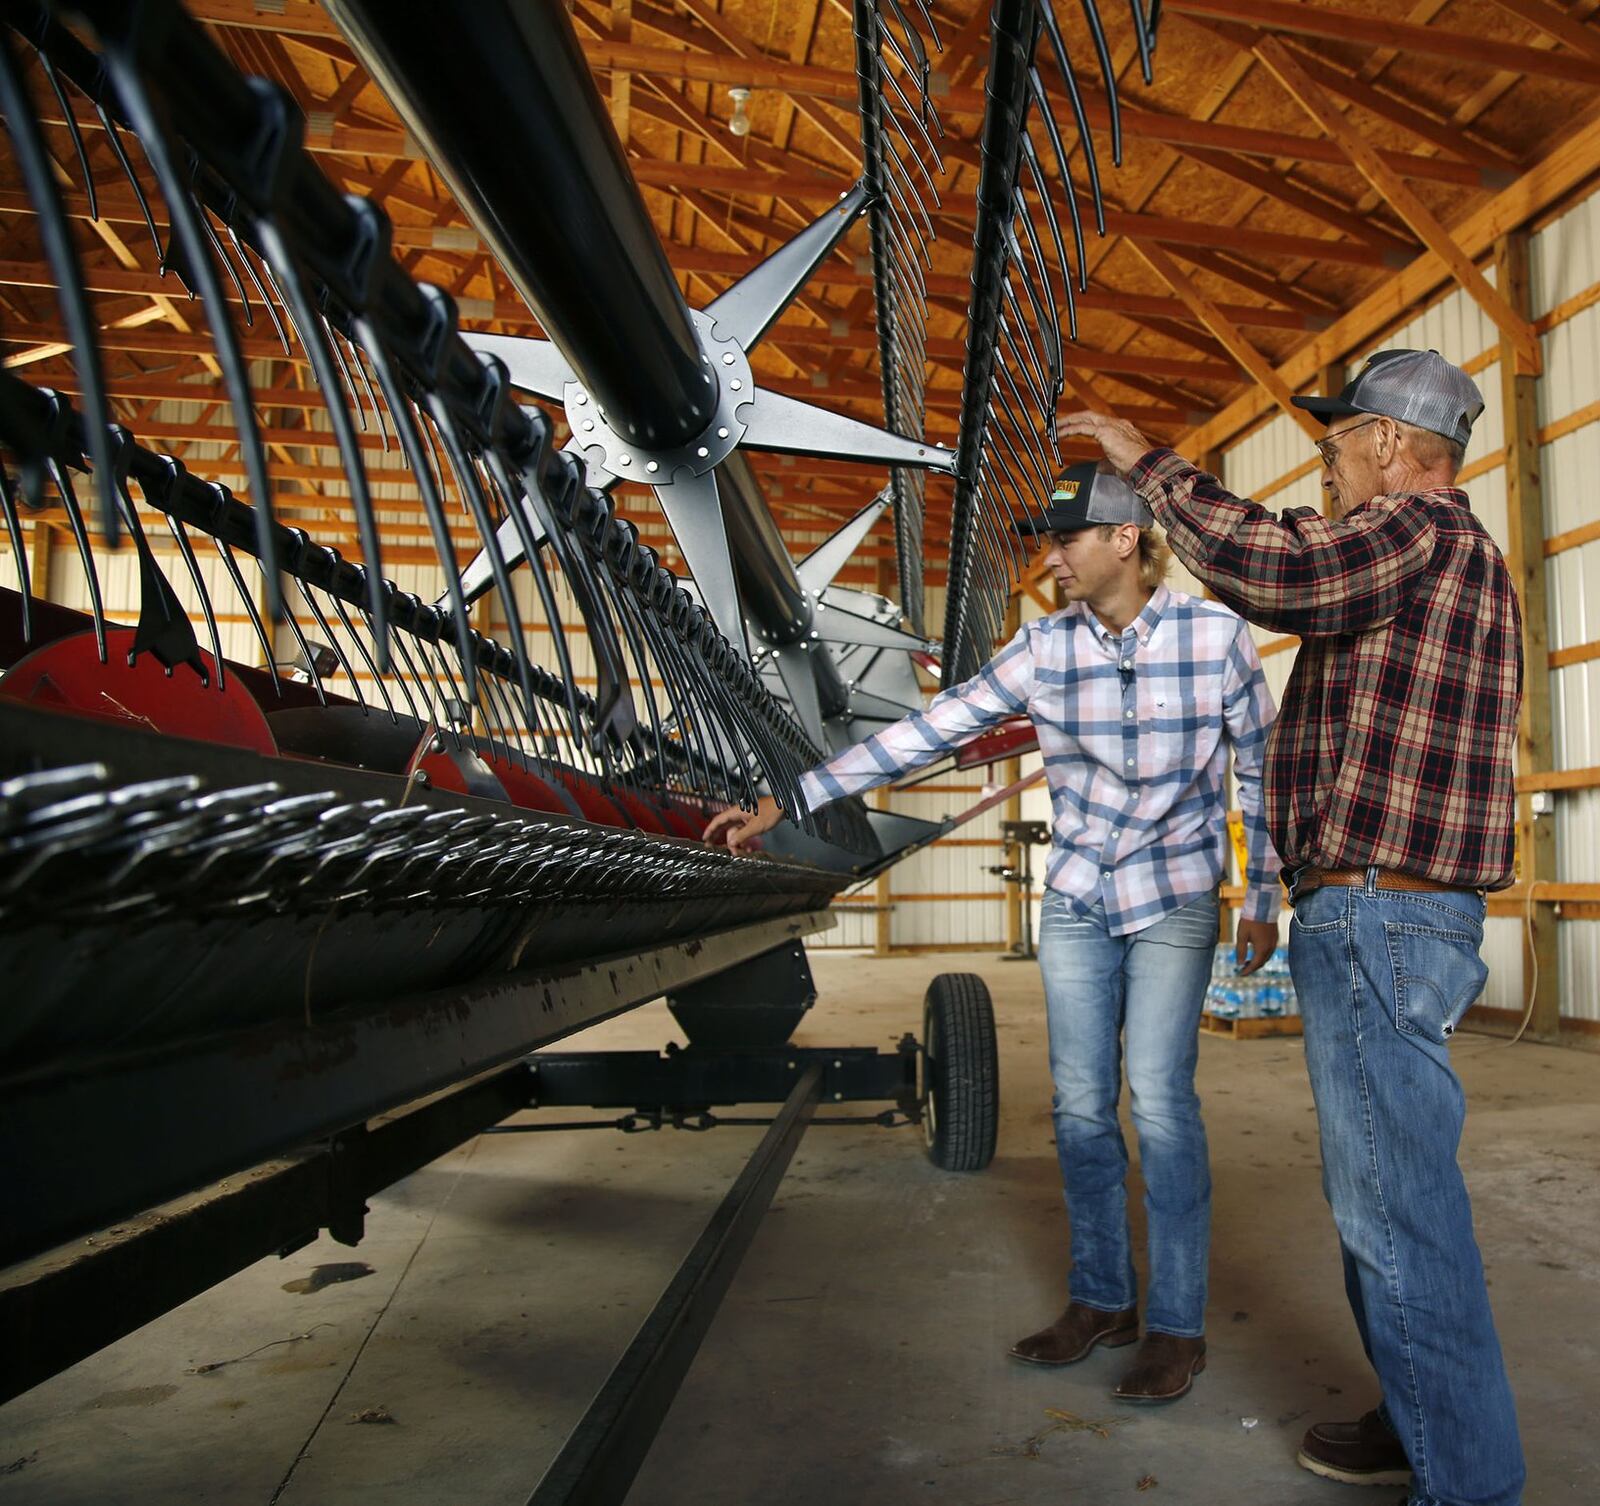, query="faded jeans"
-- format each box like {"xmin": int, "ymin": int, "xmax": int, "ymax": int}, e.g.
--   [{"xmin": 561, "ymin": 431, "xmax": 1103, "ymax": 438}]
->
[
  {"xmin": 1289, "ymin": 874, "xmax": 1524, "ymax": 1506},
  {"xmin": 1038, "ymin": 888, "xmax": 1218, "ymax": 1337}
]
